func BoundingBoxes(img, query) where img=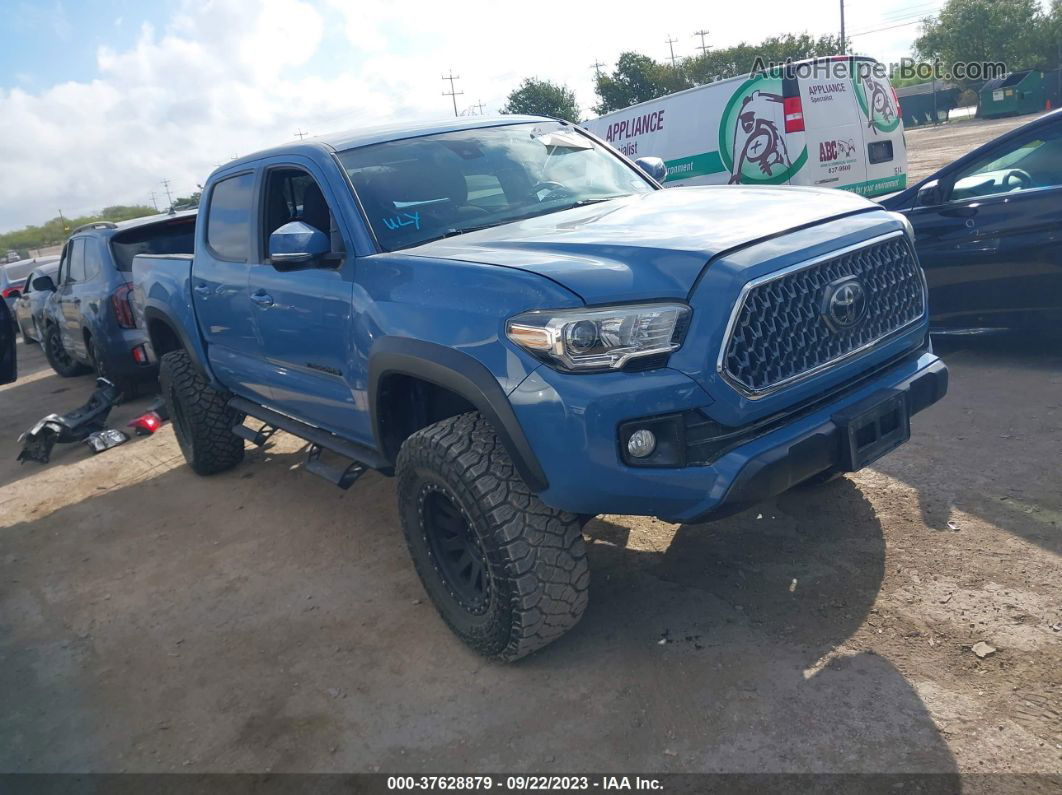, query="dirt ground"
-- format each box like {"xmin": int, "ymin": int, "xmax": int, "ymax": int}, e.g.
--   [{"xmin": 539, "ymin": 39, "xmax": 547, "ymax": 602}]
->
[
  {"xmin": 1, "ymin": 119, "xmax": 1059, "ymax": 777},
  {"xmin": 904, "ymin": 112, "xmax": 1052, "ymax": 182},
  {"xmin": 2, "ymin": 338, "xmax": 1059, "ymax": 776}
]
